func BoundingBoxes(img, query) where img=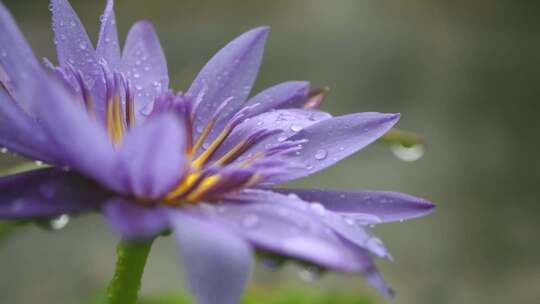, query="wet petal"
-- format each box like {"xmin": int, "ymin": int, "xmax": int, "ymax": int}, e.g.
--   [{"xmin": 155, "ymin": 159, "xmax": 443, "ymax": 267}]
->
[
  {"xmin": 187, "ymin": 27, "xmax": 269, "ymax": 144},
  {"xmin": 276, "ymin": 189, "xmax": 434, "ymax": 224},
  {"xmin": 117, "ymin": 113, "xmax": 186, "ymax": 199},
  {"xmin": 0, "ymin": 89, "xmax": 56, "ymax": 162},
  {"xmin": 121, "ymin": 21, "xmax": 168, "ymax": 121},
  {"xmin": 0, "ymin": 4, "xmax": 120, "ymax": 191},
  {"xmin": 103, "ymin": 198, "xmax": 168, "ymax": 240},
  {"xmin": 211, "ymin": 108, "xmax": 331, "ymax": 162},
  {"xmin": 169, "ymin": 210, "xmax": 252, "ymax": 304},
  {"xmin": 96, "ymin": 0, "xmax": 121, "ymax": 69},
  {"xmin": 0, "ymin": 168, "xmax": 109, "ymax": 219},
  {"xmin": 51, "ymin": 0, "xmax": 99, "ymax": 86},
  {"xmin": 194, "ymin": 190, "xmax": 374, "ymax": 272},
  {"xmin": 269, "ymin": 112, "xmax": 400, "ymax": 184},
  {"xmin": 244, "ymin": 81, "xmax": 310, "ymax": 117},
  {"xmin": 0, "ymin": 3, "xmax": 45, "ymax": 110}
]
